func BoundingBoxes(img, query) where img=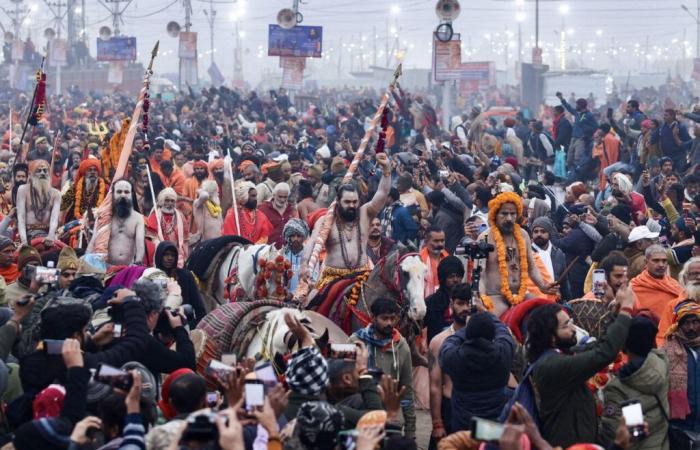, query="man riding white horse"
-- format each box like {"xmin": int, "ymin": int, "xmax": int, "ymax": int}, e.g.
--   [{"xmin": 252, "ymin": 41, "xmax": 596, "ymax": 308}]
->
[{"xmin": 302, "ymin": 153, "xmax": 391, "ymax": 291}]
